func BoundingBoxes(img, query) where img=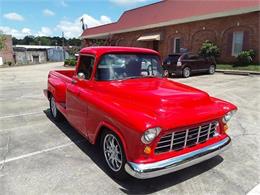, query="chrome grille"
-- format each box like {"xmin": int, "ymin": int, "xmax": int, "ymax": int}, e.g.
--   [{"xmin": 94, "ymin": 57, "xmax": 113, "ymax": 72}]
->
[{"xmin": 155, "ymin": 121, "xmax": 218, "ymax": 154}]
